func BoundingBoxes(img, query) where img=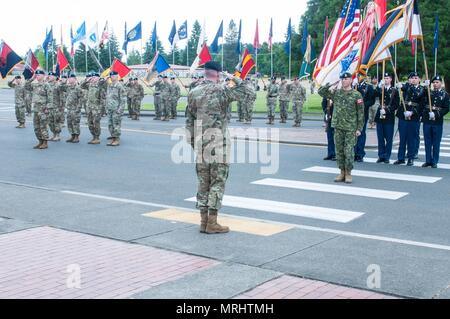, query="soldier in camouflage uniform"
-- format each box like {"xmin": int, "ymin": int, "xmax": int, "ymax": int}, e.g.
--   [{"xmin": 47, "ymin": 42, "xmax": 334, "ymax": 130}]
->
[
  {"xmin": 241, "ymin": 78, "xmax": 257, "ymax": 124},
  {"xmin": 58, "ymin": 75, "xmax": 68, "ymax": 128},
  {"xmin": 81, "ymin": 73, "xmax": 90, "ymax": 118},
  {"xmin": 104, "ymin": 71, "xmax": 127, "ymax": 146},
  {"xmin": 46, "ymin": 72, "xmax": 62, "ymax": 142},
  {"xmin": 64, "ymin": 74, "xmax": 84, "ymax": 144},
  {"xmin": 224, "ymin": 78, "xmax": 232, "ymax": 122},
  {"xmin": 80, "ymin": 72, "xmax": 104, "ymax": 144},
  {"xmin": 125, "ymin": 78, "xmax": 133, "ymax": 118},
  {"xmin": 290, "ymin": 77, "xmax": 307, "ymax": 127},
  {"xmin": 24, "ymin": 70, "xmax": 51, "ymax": 150},
  {"xmin": 170, "ymin": 77, "xmax": 181, "ymax": 119},
  {"xmin": 318, "ymin": 72, "xmax": 365, "ymax": 184},
  {"xmin": 160, "ymin": 75, "xmax": 172, "ymax": 121},
  {"xmin": 8, "ymin": 76, "xmax": 26, "ymax": 128},
  {"xmin": 266, "ymin": 77, "xmax": 279, "ymax": 125},
  {"xmin": 149, "ymin": 75, "xmax": 164, "ymax": 120},
  {"xmin": 24, "ymin": 84, "xmax": 32, "ymax": 116},
  {"xmin": 278, "ymin": 77, "xmax": 291, "ymax": 123},
  {"xmin": 126, "ymin": 78, "xmax": 144, "ymax": 120},
  {"xmin": 186, "ymin": 61, "xmax": 250, "ymax": 234}
]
